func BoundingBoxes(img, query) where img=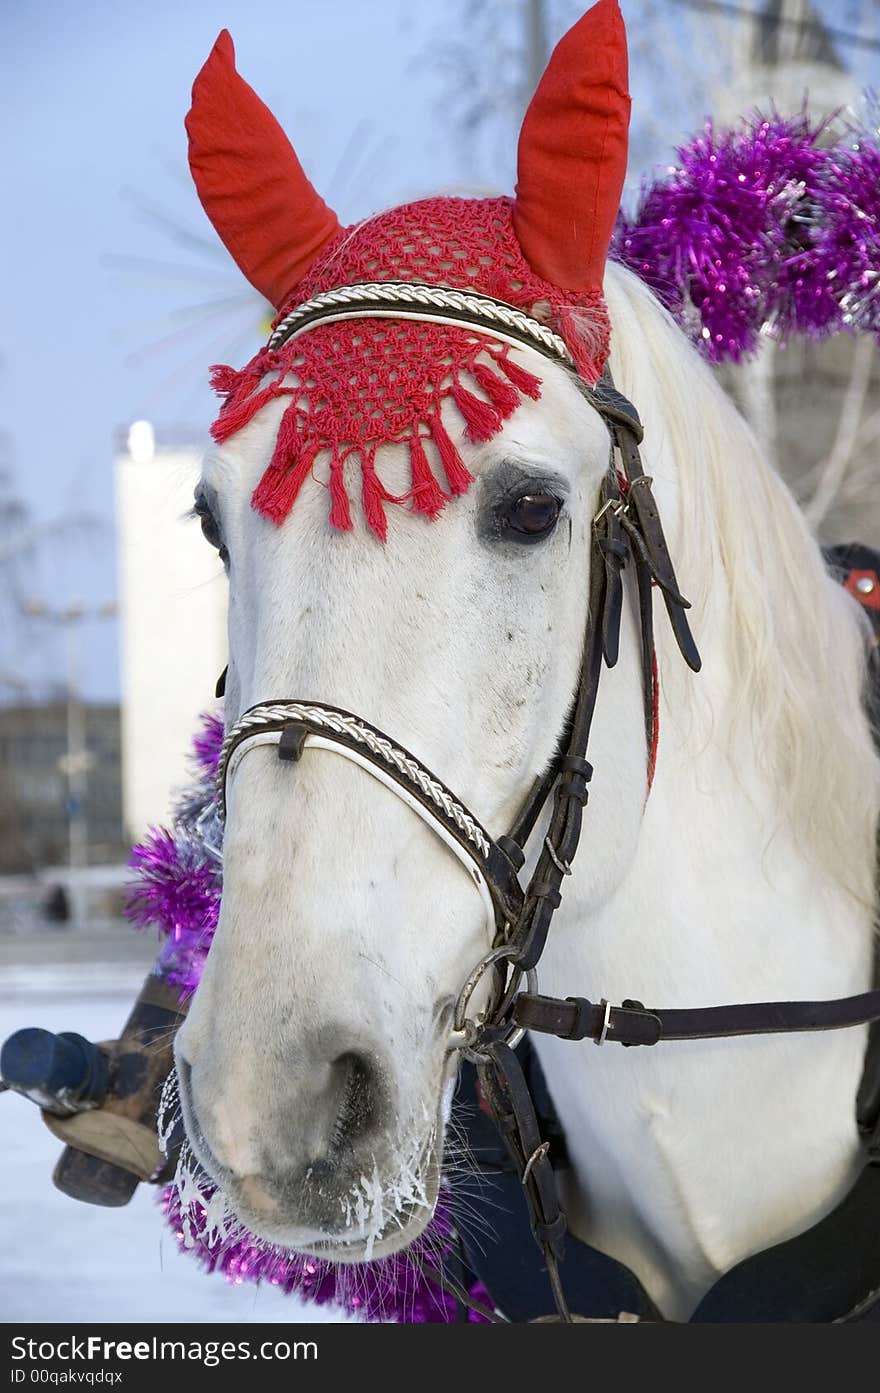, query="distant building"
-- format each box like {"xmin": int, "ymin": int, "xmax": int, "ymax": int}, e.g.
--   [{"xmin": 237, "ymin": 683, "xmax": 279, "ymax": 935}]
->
[
  {"xmin": 0, "ymin": 702, "xmax": 124, "ymax": 873},
  {"xmin": 115, "ymin": 432, "xmax": 226, "ymax": 842}
]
